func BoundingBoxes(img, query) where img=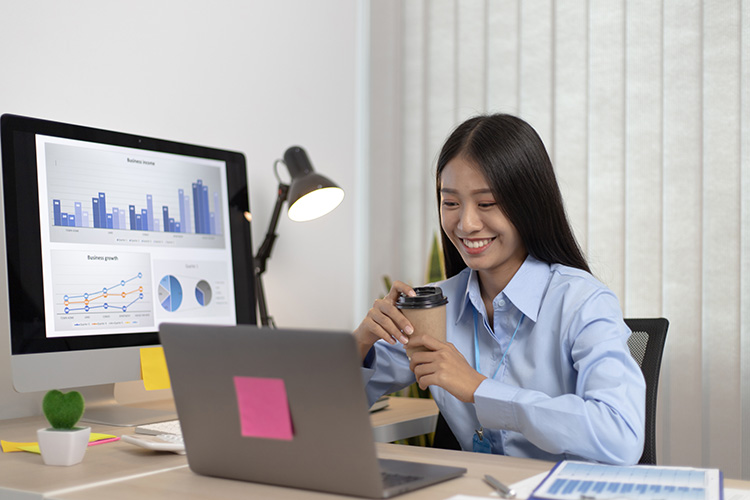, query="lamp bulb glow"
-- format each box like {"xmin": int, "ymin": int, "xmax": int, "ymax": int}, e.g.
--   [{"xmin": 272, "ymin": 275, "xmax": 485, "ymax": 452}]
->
[{"xmin": 288, "ymin": 187, "xmax": 344, "ymax": 222}]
